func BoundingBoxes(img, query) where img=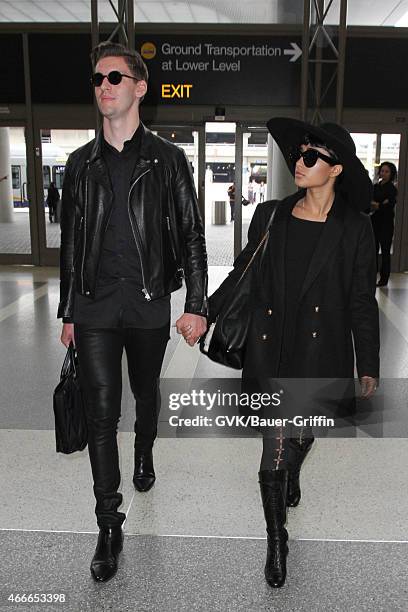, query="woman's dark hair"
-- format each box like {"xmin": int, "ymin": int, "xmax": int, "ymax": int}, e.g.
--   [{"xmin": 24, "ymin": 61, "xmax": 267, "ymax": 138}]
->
[
  {"xmin": 91, "ymin": 41, "xmax": 149, "ymax": 83},
  {"xmin": 378, "ymin": 161, "xmax": 397, "ymax": 183},
  {"xmin": 302, "ymin": 133, "xmax": 339, "ymax": 161}
]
